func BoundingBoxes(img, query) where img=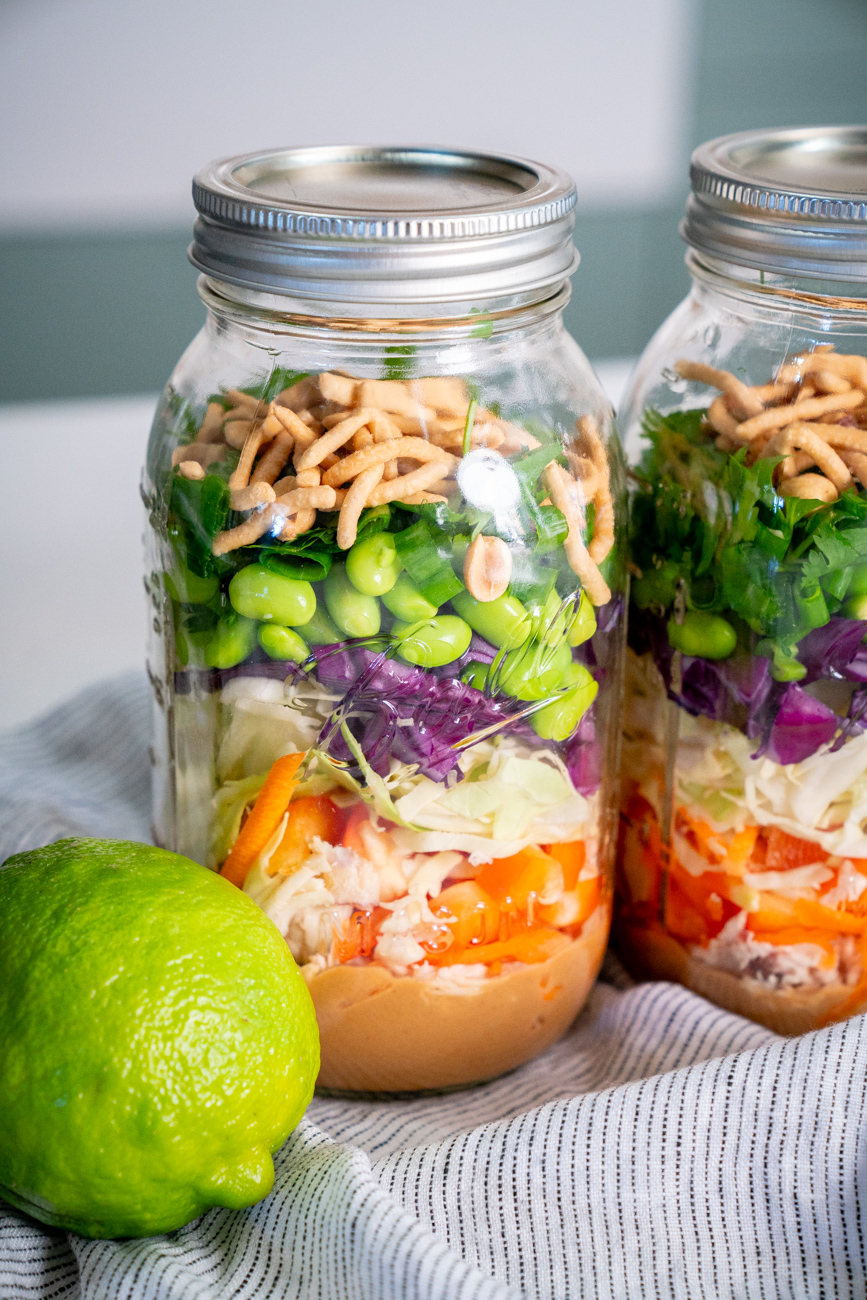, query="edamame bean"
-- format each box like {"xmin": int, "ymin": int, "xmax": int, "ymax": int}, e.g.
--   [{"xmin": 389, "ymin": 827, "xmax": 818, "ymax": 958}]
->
[
  {"xmin": 297, "ymin": 604, "xmax": 343, "ymax": 645},
  {"xmin": 346, "ymin": 532, "xmax": 402, "ymax": 596},
  {"xmin": 460, "ymin": 660, "xmax": 490, "ymax": 691},
  {"xmin": 451, "ymin": 590, "xmax": 530, "ymax": 650},
  {"xmin": 381, "ymin": 573, "xmax": 439, "ymax": 622},
  {"xmin": 631, "ymin": 559, "xmax": 680, "ymax": 610},
  {"xmin": 228, "ymin": 563, "xmax": 316, "ymax": 627},
  {"xmin": 530, "ymin": 662, "xmax": 598, "ymax": 741},
  {"xmin": 325, "ymin": 563, "xmax": 381, "ymax": 638},
  {"xmin": 392, "ymin": 616, "xmax": 472, "ymax": 668},
  {"xmin": 498, "ymin": 639, "xmax": 573, "ymax": 701},
  {"xmin": 844, "ymin": 593, "xmax": 867, "ymax": 620},
  {"xmin": 848, "ymin": 564, "xmax": 867, "ymax": 598},
  {"xmin": 258, "ymin": 624, "xmax": 310, "ymax": 663},
  {"xmin": 204, "ymin": 614, "xmax": 258, "ymax": 669},
  {"xmin": 164, "ymin": 564, "xmax": 219, "ymax": 605},
  {"xmin": 667, "ymin": 611, "xmax": 736, "ymax": 660},
  {"xmin": 568, "ymin": 591, "xmax": 597, "ymax": 646},
  {"xmin": 528, "ymin": 589, "xmax": 595, "ymax": 648},
  {"xmin": 527, "ymin": 589, "xmax": 568, "ymax": 643},
  {"xmin": 755, "ymin": 638, "xmax": 807, "ymax": 682},
  {"xmin": 177, "ymin": 624, "xmax": 214, "ymax": 667}
]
